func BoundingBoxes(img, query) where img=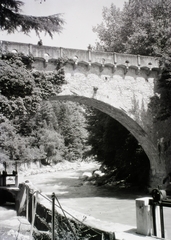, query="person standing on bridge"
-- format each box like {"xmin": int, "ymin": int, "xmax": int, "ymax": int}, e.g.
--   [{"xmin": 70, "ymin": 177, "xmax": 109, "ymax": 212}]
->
[{"xmin": 38, "ymin": 39, "xmax": 43, "ymax": 46}]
